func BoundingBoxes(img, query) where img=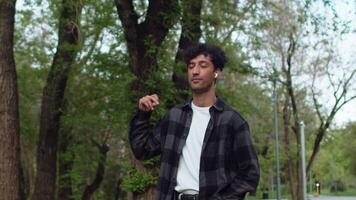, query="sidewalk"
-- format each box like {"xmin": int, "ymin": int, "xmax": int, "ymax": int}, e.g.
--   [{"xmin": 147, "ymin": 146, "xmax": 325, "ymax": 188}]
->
[{"xmin": 308, "ymin": 195, "xmax": 356, "ymax": 200}]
